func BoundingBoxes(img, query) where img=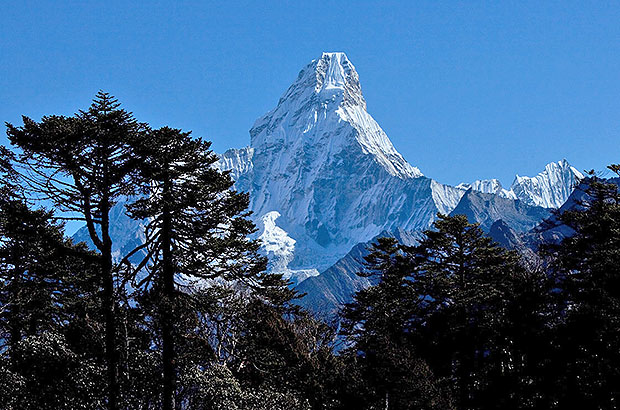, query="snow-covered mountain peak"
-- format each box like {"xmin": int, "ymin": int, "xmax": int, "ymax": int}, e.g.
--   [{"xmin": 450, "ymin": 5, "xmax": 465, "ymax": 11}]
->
[
  {"xmin": 511, "ymin": 159, "xmax": 583, "ymax": 208},
  {"xmin": 514, "ymin": 159, "xmax": 582, "ymax": 184},
  {"xmin": 249, "ymin": 52, "xmax": 421, "ymax": 180},
  {"xmin": 456, "ymin": 179, "xmax": 516, "ymax": 199},
  {"xmin": 460, "ymin": 159, "xmax": 583, "ymax": 209},
  {"xmin": 317, "ymin": 52, "xmax": 350, "ymax": 89},
  {"xmin": 218, "ymin": 52, "xmax": 444, "ymax": 271},
  {"xmin": 313, "ymin": 52, "xmax": 365, "ymax": 107},
  {"xmin": 260, "ymin": 52, "xmax": 364, "ymax": 124}
]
